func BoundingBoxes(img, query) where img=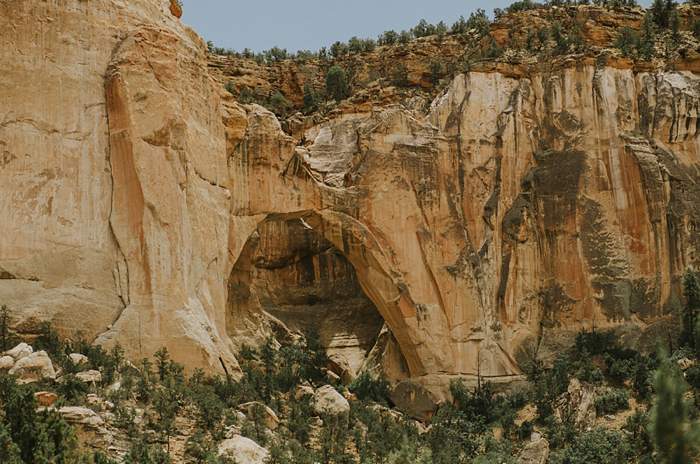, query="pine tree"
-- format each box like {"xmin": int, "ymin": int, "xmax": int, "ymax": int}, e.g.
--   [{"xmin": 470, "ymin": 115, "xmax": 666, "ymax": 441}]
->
[
  {"xmin": 325, "ymin": 66, "xmax": 350, "ymax": 103},
  {"xmin": 303, "ymin": 83, "xmax": 318, "ymax": 114},
  {"xmin": 681, "ymin": 270, "xmax": 700, "ymax": 350},
  {"xmin": 638, "ymin": 13, "xmax": 656, "ymax": 60},
  {"xmin": 0, "ymin": 305, "xmax": 12, "ymax": 351},
  {"xmin": 0, "ymin": 424, "xmax": 21, "ymax": 464},
  {"xmin": 649, "ymin": 356, "xmax": 700, "ymax": 464}
]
